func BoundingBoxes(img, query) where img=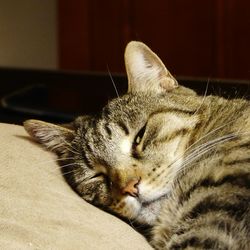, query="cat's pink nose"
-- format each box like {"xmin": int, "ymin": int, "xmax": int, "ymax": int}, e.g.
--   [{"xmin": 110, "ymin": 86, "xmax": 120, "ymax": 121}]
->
[{"xmin": 122, "ymin": 178, "xmax": 140, "ymax": 197}]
